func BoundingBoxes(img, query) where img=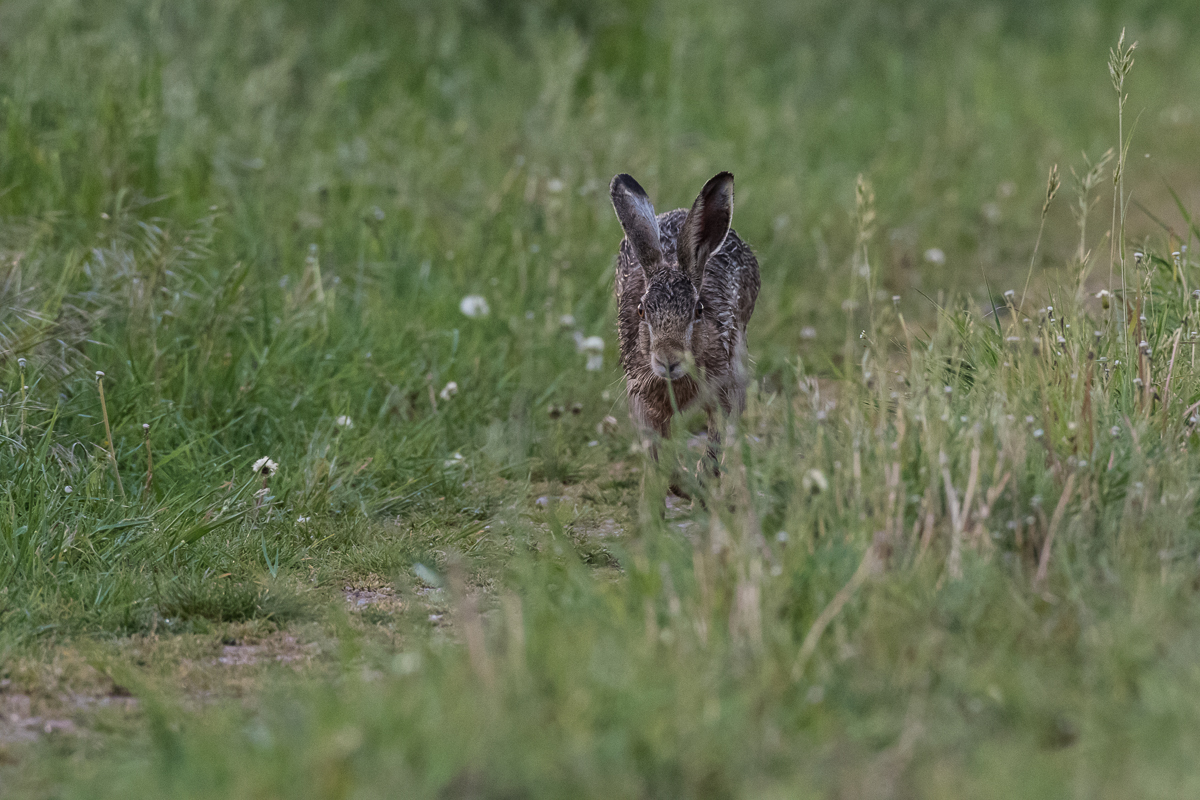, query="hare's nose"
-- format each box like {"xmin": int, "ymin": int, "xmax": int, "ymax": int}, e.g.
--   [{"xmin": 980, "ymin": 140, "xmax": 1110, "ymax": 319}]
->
[{"xmin": 665, "ymin": 359, "xmax": 683, "ymax": 378}]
